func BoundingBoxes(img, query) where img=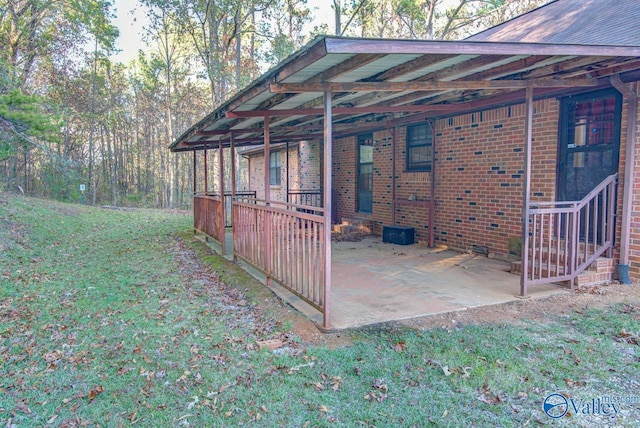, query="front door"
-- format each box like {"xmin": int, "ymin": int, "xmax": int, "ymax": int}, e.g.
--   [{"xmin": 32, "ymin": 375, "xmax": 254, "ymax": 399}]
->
[
  {"xmin": 358, "ymin": 134, "xmax": 373, "ymax": 214},
  {"xmin": 558, "ymin": 89, "xmax": 621, "ymax": 201}
]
